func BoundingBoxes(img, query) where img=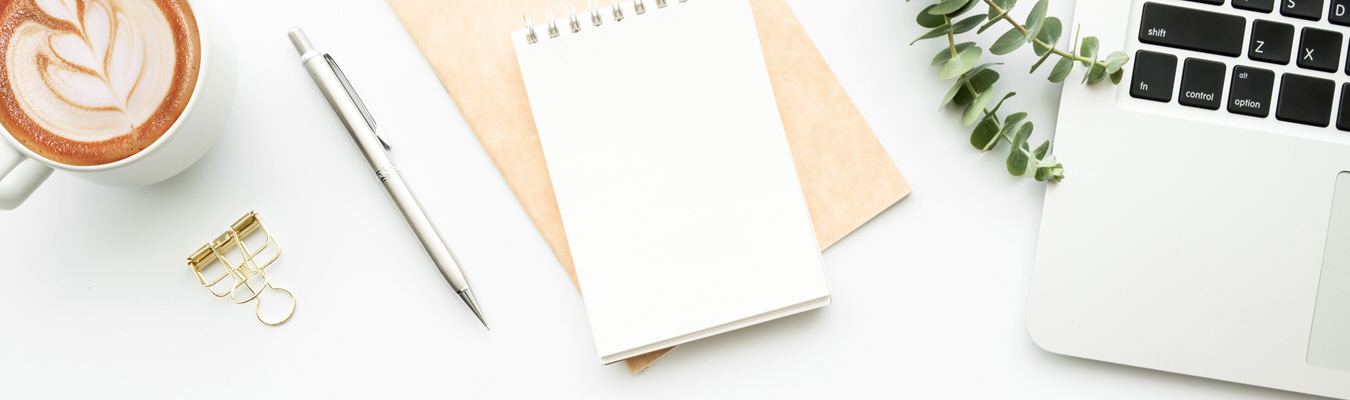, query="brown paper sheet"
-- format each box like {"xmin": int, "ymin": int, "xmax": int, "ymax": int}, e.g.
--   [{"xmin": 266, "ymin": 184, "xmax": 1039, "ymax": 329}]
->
[{"xmin": 385, "ymin": 0, "xmax": 910, "ymax": 373}]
